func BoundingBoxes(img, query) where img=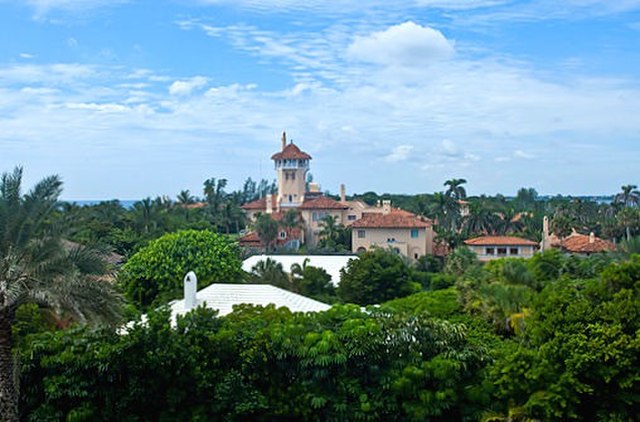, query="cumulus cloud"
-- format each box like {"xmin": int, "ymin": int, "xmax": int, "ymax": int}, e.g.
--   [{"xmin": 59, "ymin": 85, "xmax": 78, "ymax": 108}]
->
[
  {"xmin": 384, "ymin": 144, "xmax": 414, "ymax": 162},
  {"xmin": 168, "ymin": 76, "xmax": 209, "ymax": 96},
  {"xmin": 347, "ymin": 21, "xmax": 454, "ymax": 67}
]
